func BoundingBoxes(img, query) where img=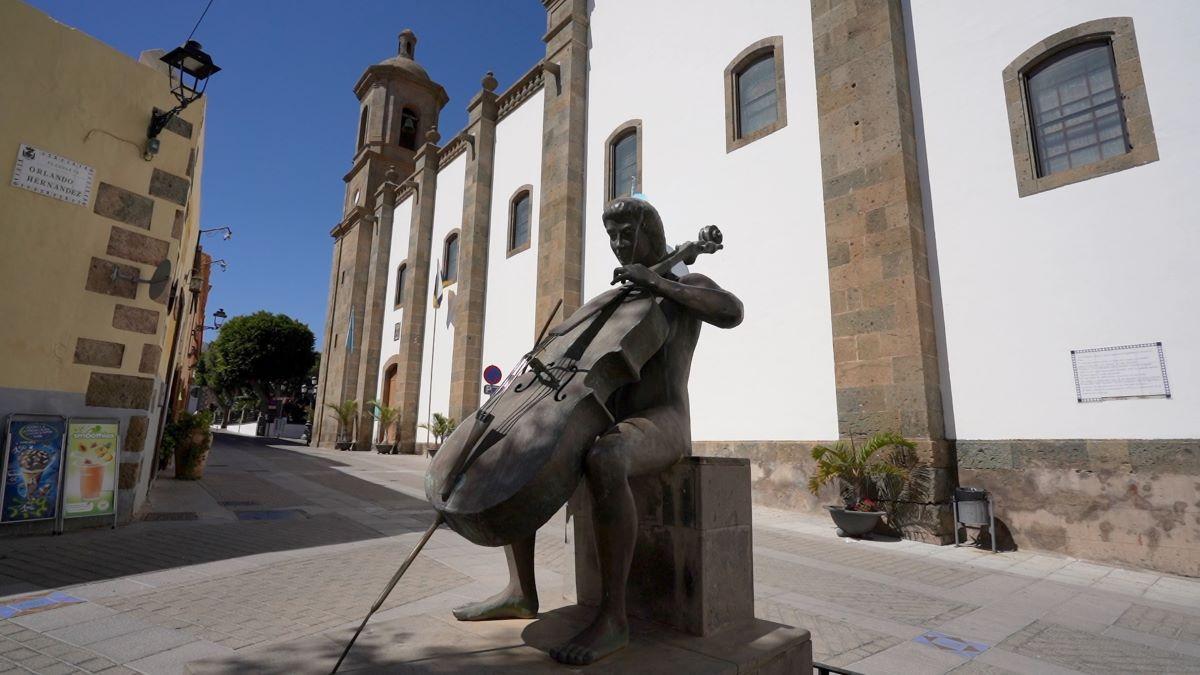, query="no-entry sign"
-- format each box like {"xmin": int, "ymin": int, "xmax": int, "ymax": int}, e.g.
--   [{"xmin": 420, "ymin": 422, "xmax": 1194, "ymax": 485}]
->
[{"xmin": 483, "ymin": 365, "xmax": 502, "ymax": 385}]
